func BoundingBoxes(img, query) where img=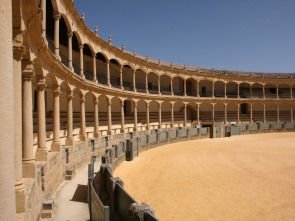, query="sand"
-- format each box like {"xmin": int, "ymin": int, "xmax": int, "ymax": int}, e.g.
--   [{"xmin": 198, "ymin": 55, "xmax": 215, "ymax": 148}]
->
[{"xmin": 113, "ymin": 133, "xmax": 295, "ymax": 221}]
